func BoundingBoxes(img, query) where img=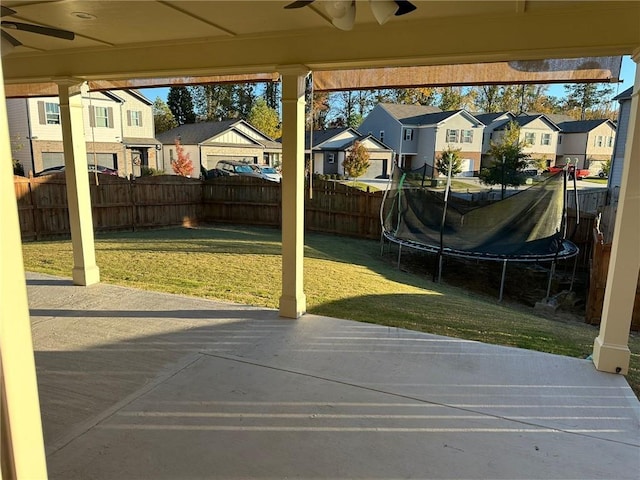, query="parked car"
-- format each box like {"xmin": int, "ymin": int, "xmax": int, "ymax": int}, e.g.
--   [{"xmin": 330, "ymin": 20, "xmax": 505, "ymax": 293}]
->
[
  {"xmin": 214, "ymin": 160, "xmax": 262, "ymax": 178},
  {"xmin": 250, "ymin": 164, "xmax": 282, "ymax": 182},
  {"xmin": 35, "ymin": 164, "xmax": 119, "ymax": 176},
  {"xmin": 598, "ymin": 169, "xmax": 608, "ymax": 178},
  {"xmin": 546, "ymin": 165, "xmax": 590, "ymax": 180}
]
